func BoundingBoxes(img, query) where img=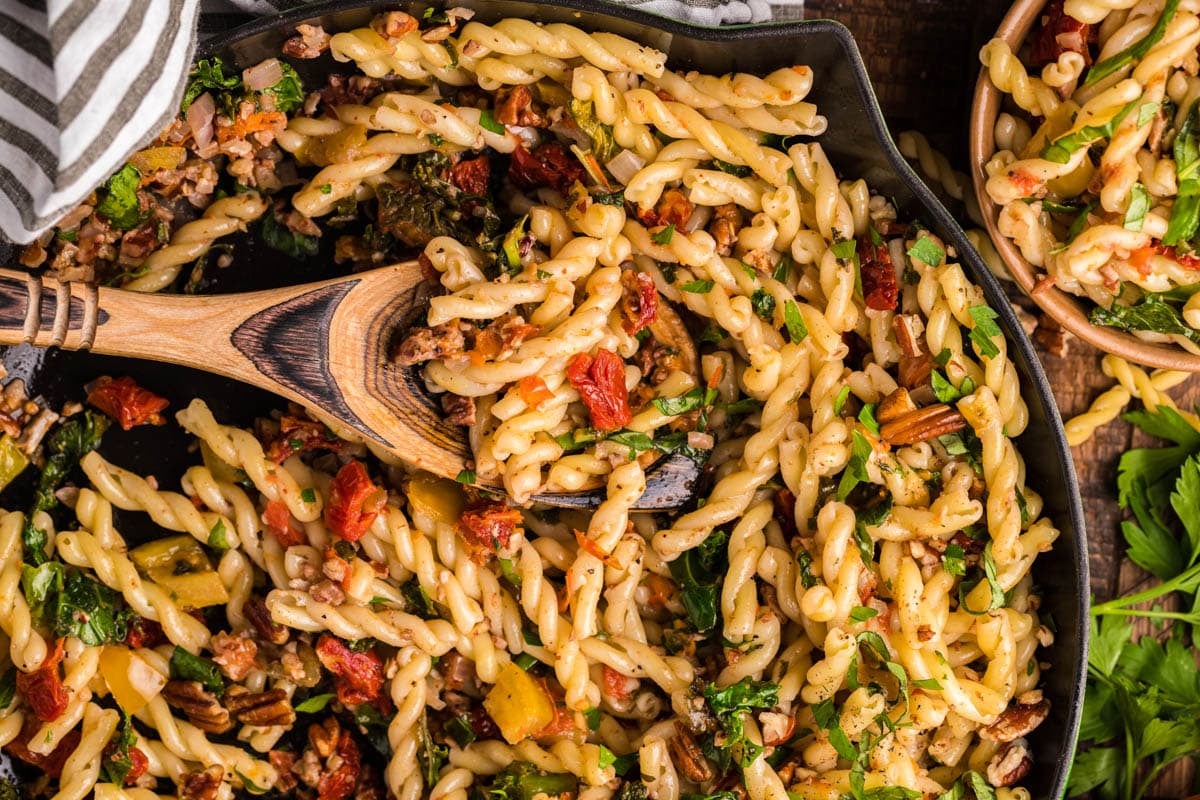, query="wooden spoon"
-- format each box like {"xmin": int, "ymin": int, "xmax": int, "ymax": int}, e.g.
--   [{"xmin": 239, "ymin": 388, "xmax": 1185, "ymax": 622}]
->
[{"xmin": 0, "ymin": 265, "xmax": 702, "ymax": 510}]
